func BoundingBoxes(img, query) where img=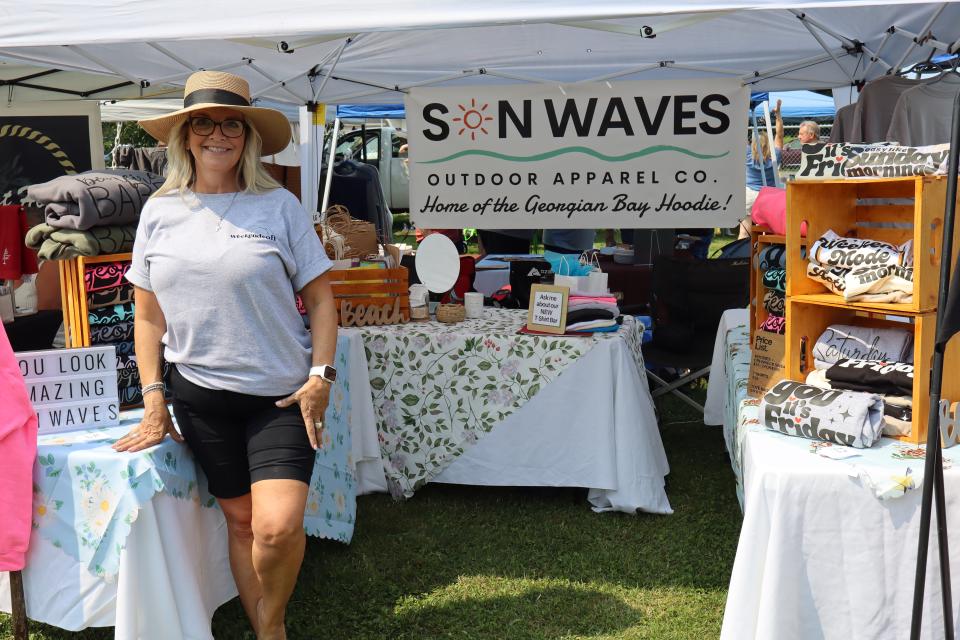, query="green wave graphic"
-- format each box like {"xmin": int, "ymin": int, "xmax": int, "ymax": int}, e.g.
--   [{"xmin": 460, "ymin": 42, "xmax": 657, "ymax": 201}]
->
[{"xmin": 419, "ymin": 145, "xmax": 729, "ymax": 164}]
